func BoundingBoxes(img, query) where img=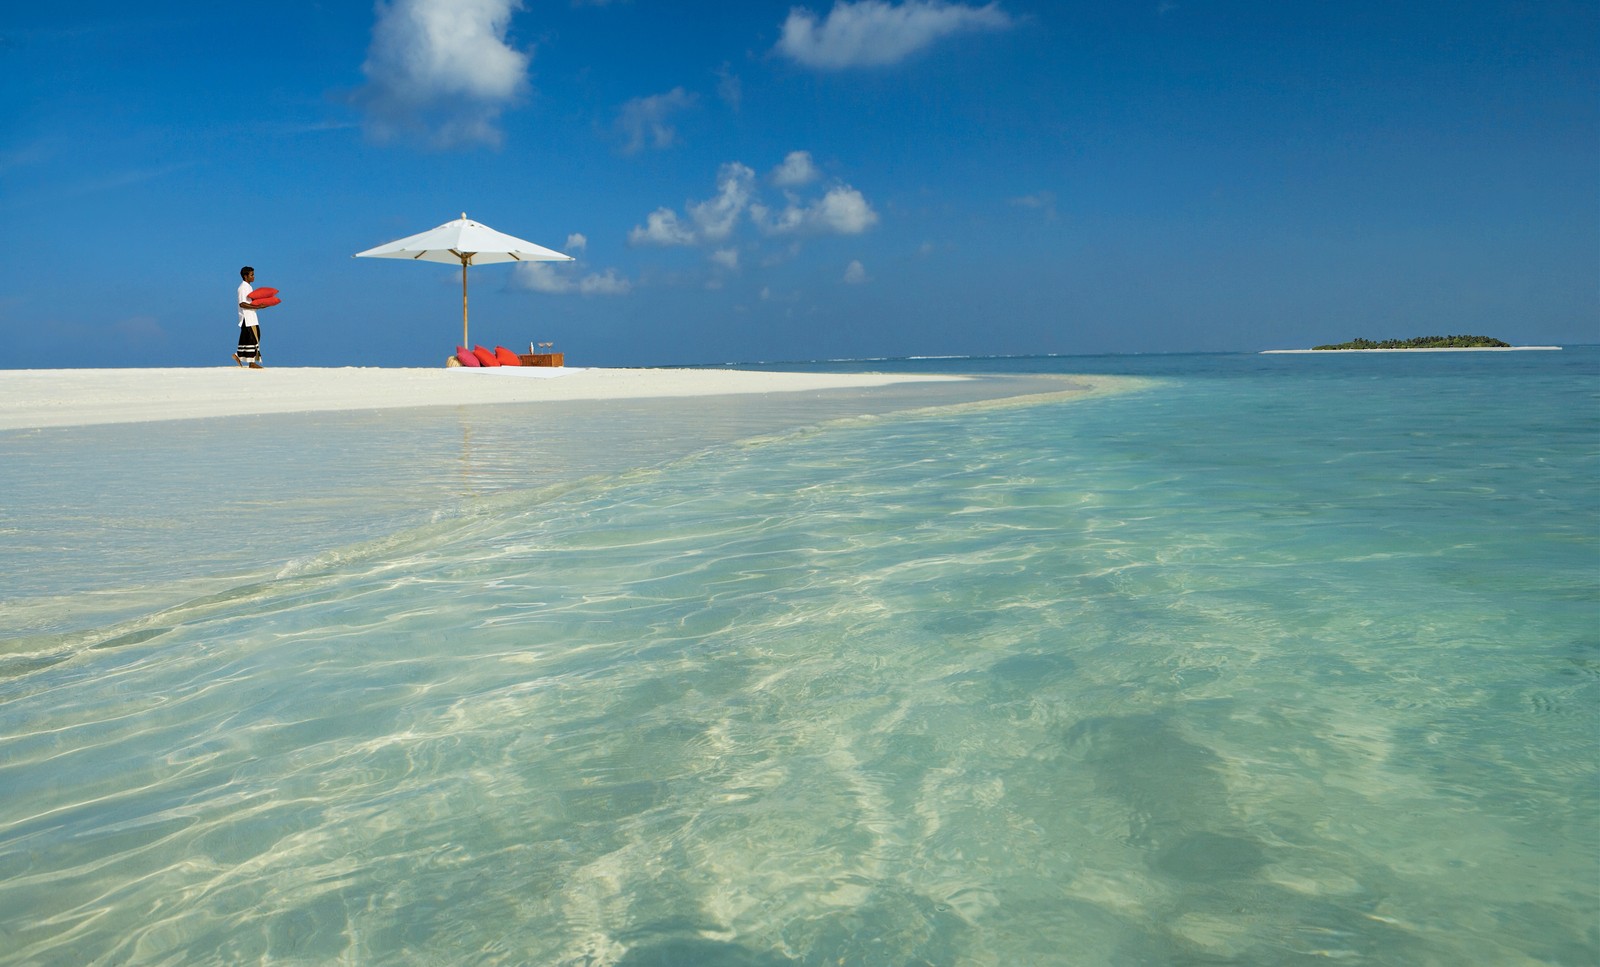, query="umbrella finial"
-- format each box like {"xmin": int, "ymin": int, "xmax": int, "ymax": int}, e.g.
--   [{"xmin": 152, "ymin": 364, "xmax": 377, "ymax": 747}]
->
[{"xmin": 461, "ymin": 212, "xmax": 467, "ymax": 221}]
